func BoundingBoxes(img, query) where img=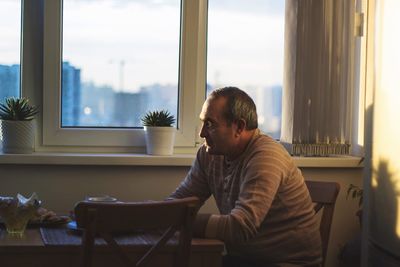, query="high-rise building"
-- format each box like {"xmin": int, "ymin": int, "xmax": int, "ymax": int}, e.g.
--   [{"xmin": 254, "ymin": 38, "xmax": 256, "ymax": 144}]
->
[
  {"xmin": 62, "ymin": 62, "xmax": 81, "ymax": 126},
  {"xmin": 79, "ymin": 82, "xmax": 115, "ymax": 126},
  {"xmin": 139, "ymin": 84, "xmax": 178, "ymax": 122},
  {"xmin": 245, "ymin": 85, "xmax": 282, "ymax": 139},
  {"xmin": 259, "ymin": 85, "xmax": 282, "ymax": 139},
  {"xmin": 0, "ymin": 64, "xmax": 20, "ymax": 103},
  {"xmin": 112, "ymin": 92, "xmax": 148, "ymax": 127},
  {"xmin": 270, "ymin": 86, "xmax": 282, "ymax": 117}
]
